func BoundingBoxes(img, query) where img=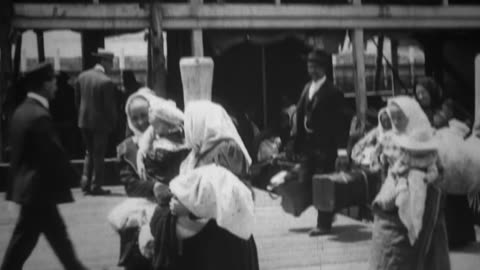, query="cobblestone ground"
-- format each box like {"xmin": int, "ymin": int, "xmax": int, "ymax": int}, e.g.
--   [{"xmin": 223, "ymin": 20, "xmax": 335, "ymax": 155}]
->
[{"xmin": 0, "ymin": 187, "xmax": 479, "ymax": 270}]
